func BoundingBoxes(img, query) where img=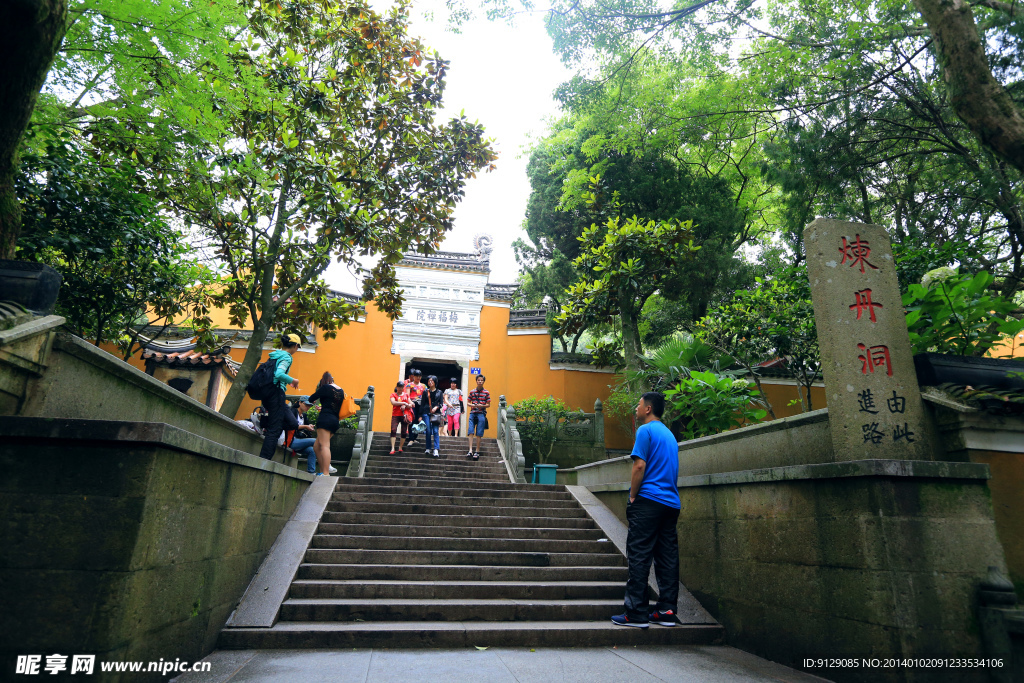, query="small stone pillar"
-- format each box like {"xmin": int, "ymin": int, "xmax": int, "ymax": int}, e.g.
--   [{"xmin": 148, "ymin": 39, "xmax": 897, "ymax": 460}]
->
[
  {"xmin": 593, "ymin": 398, "xmax": 604, "ymax": 447},
  {"xmin": 804, "ymin": 219, "xmax": 937, "ymax": 460}
]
